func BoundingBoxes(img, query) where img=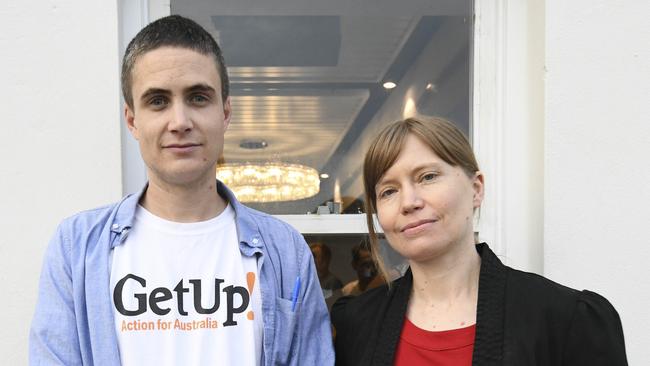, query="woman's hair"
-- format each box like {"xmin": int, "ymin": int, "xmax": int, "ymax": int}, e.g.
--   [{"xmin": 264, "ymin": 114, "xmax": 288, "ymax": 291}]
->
[{"xmin": 362, "ymin": 117, "xmax": 480, "ymax": 282}]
